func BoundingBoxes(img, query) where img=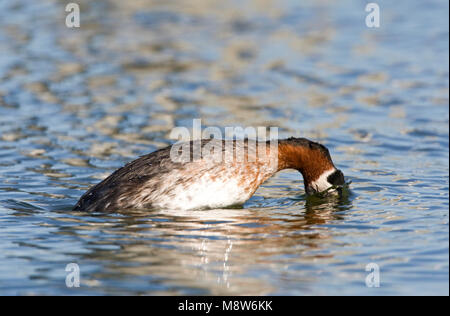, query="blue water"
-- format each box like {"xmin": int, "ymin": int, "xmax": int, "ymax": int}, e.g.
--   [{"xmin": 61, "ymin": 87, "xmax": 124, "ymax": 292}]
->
[{"xmin": 0, "ymin": 0, "xmax": 448, "ymax": 295}]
